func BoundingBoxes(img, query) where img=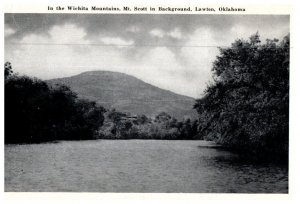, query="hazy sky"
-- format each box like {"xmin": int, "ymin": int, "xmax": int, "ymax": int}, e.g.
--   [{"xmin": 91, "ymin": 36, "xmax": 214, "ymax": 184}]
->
[{"xmin": 5, "ymin": 14, "xmax": 289, "ymax": 97}]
